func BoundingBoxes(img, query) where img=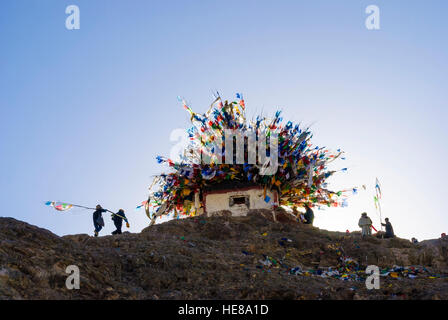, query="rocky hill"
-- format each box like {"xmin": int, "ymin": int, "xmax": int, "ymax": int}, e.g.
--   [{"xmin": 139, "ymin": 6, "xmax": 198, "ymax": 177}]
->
[{"xmin": 1, "ymin": 210, "xmax": 447, "ymax": 299}]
